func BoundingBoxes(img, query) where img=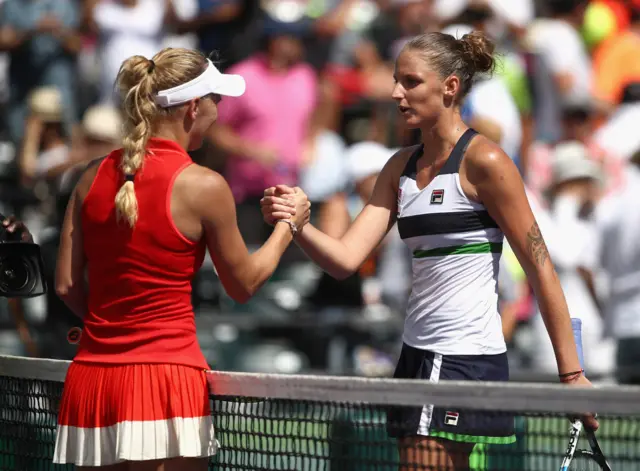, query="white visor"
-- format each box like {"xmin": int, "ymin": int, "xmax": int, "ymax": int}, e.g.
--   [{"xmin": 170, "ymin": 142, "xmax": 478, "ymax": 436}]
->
[{"xmin": 154, "ymin": 59, "xmax": 246, "ymax": 108}]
